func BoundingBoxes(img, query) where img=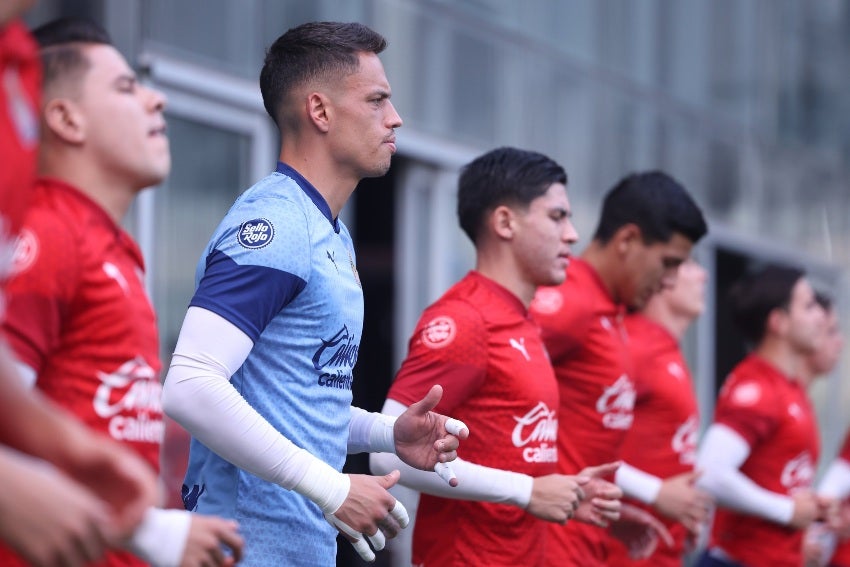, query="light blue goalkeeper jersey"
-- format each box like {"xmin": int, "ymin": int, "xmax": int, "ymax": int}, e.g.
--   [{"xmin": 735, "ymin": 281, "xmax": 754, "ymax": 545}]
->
[{"xmin": 181, "ymin": 162, "xmax": 363, "ymax": 566}]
